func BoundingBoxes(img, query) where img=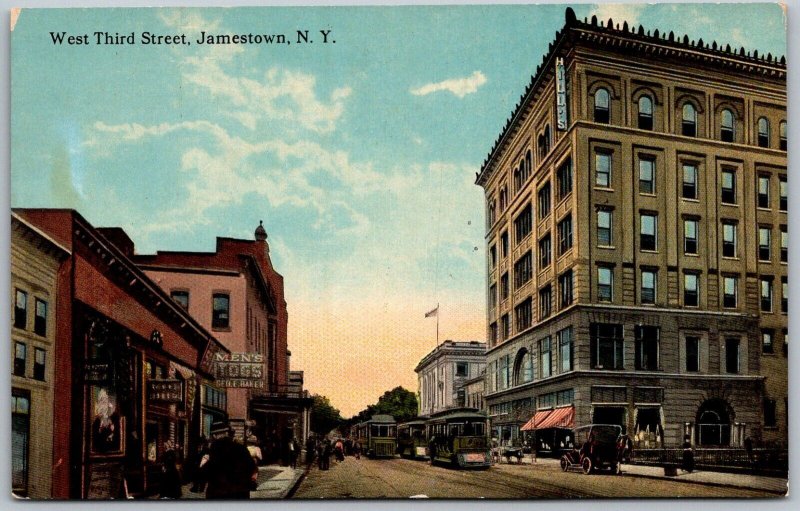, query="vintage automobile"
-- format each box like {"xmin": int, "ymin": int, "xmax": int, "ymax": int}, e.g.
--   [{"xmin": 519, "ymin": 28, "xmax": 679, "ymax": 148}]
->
[{"xmin": 560, "ymin": 424, "xmax": 625, "ymax": 475}]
